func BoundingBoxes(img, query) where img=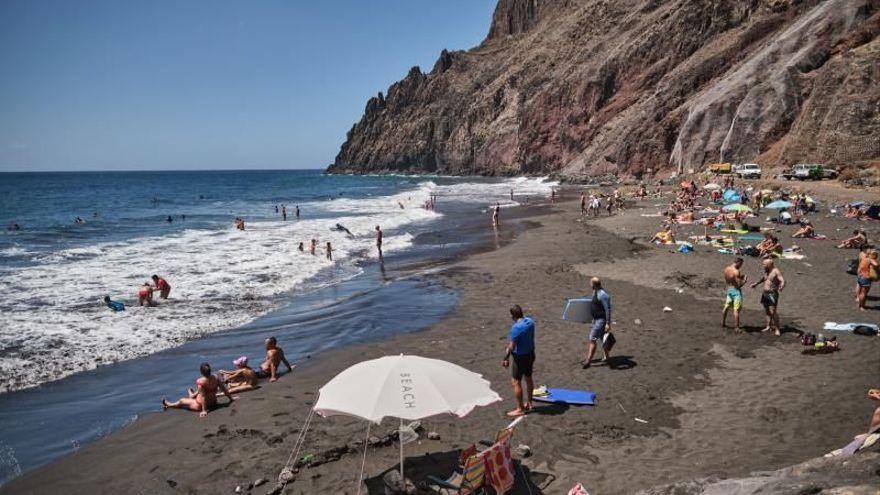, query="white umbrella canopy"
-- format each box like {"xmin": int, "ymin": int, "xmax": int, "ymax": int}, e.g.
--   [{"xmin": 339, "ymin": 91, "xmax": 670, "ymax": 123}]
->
[{"xmin": 314, "ymin": 354, "xmax": 502, "ymax": 423}]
